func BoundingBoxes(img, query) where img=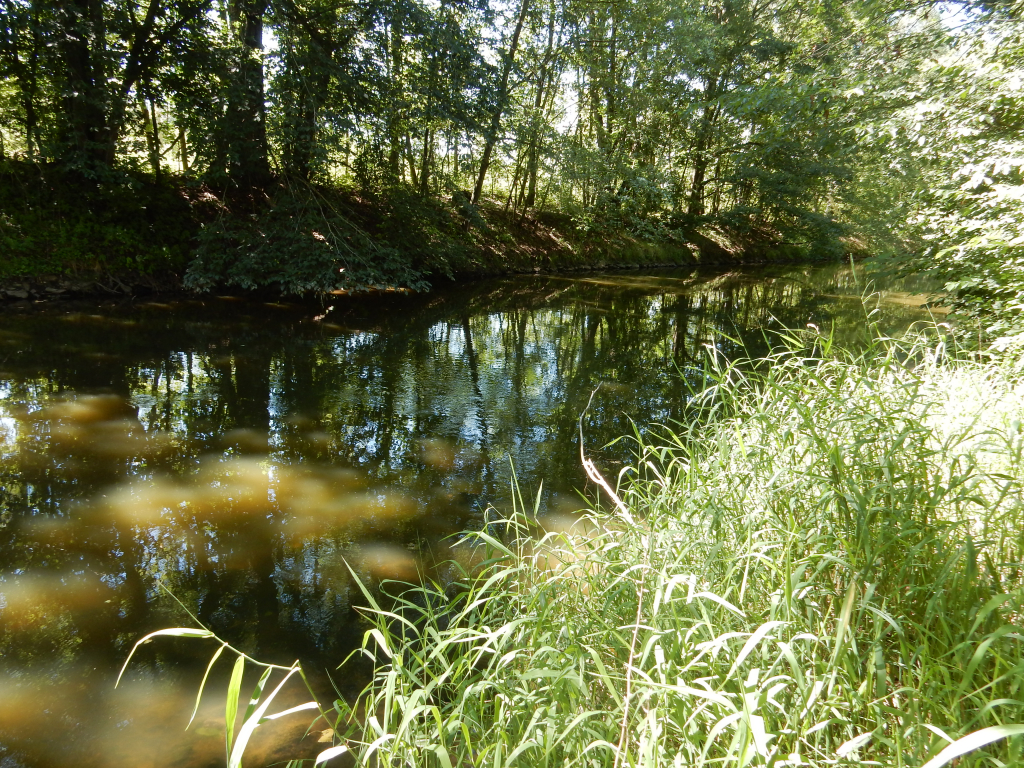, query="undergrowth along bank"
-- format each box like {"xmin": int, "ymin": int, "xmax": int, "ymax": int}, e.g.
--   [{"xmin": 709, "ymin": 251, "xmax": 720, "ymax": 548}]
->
[
  {"xmin": 136, "ymin": 326, "xmax": 1024, "ymax": 767},
  {"xmin": 0, "ymin": 160, "xmax": 828, "ymax": 297}
]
